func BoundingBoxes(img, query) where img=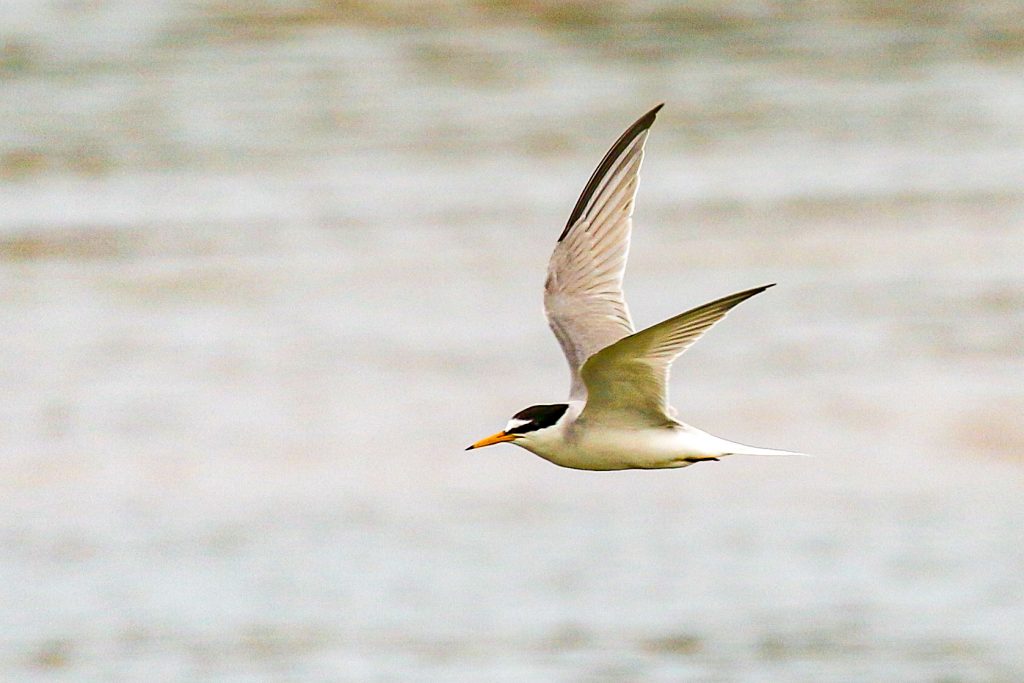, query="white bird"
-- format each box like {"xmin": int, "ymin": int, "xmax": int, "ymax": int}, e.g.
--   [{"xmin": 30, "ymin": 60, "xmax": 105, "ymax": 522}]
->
[{"xmin": 467, "ymin": 104, "xmax": 800, "ymax": 470}]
